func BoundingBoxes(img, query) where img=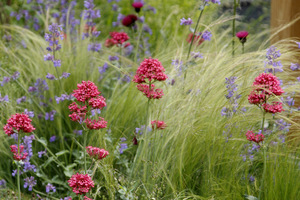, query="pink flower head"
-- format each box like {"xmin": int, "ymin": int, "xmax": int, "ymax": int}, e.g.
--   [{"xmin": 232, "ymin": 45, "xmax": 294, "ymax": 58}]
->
[
  {"xmin": 248, "ymin": 73, "xmax": 284, "ymax": 106},
  {"xmin": 122, "ymin": 14, "xmax": 138, "ymax": 27},
  {"xmin": 236, "ymin": 31, "xmax": 249, "ymax": 43},
  {"xmin": 132, "ymin": 2, "xmax": 143, "ymax": 13},
  {"xmin": 3, "ymin": 113, "xmax": 35, "ymax": 136},
  {"xmin": 246, "ymin": 130, "xmax": 265, "ymax": 144},
  {"xmin": 105, "ymin": 38, "xmax": 117, "ymax": 47},
  {"xmin": 262, "ymin": 102, "xmax": 284, "ymax": 113},
  {"xmin": 136, "ymin": 84, "xmax": 164, "ymax": 99},
  {"xmin": 86, "ymin": 146, "xmax": 109, "ymax": 160},
  {"xmin": 151, "ymin": 120, "xmax": 167, "ymax": 130},
  {"xmin": 248, "ymin": 91, "xmax": 266, "ymax": 105},
  {"xmin": 68, "ymin": 173, "xmax": 94, "ymax": 195},
  {"xmin": 88, "ymin": 96, "xmax": 106, "ymax": 109},
  {"xmin": 84, "ymin": 196, "xmax": 93, "ymax": 200},
  {"xmin": 133, "ymin": 58, "xmax": 168, "ymax": 83},
  {"xmin": 253, "ymin": 73, "xmax": 283, "ymax": 95},
  {"xmin": 110, "ymin": 32, "xmax": 130, "ymax": 45},
  {"xmin": 85, "ymin": 117, "xmax": 107, "ymax": 129},
  {"xmin": 69, "ymin": 112, "xmax": 86, "ymax": 123},
  {"xmin": 10, "ymin": 145, "xmax": 28, "ymax": 161},
  {"xmin": 69, "ymin": 102, "xmax": 88, "ymax": 113},
  {"xmin": 72, "ymin": 81, "xmax": 100, "ymax": 102}
]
